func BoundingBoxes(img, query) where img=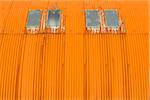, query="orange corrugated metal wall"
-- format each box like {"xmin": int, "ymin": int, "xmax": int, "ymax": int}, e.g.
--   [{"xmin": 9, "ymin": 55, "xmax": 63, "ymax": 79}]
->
[{"xmin": 0, "ymin": 0, "xmax": 149, "ymax": 99}]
